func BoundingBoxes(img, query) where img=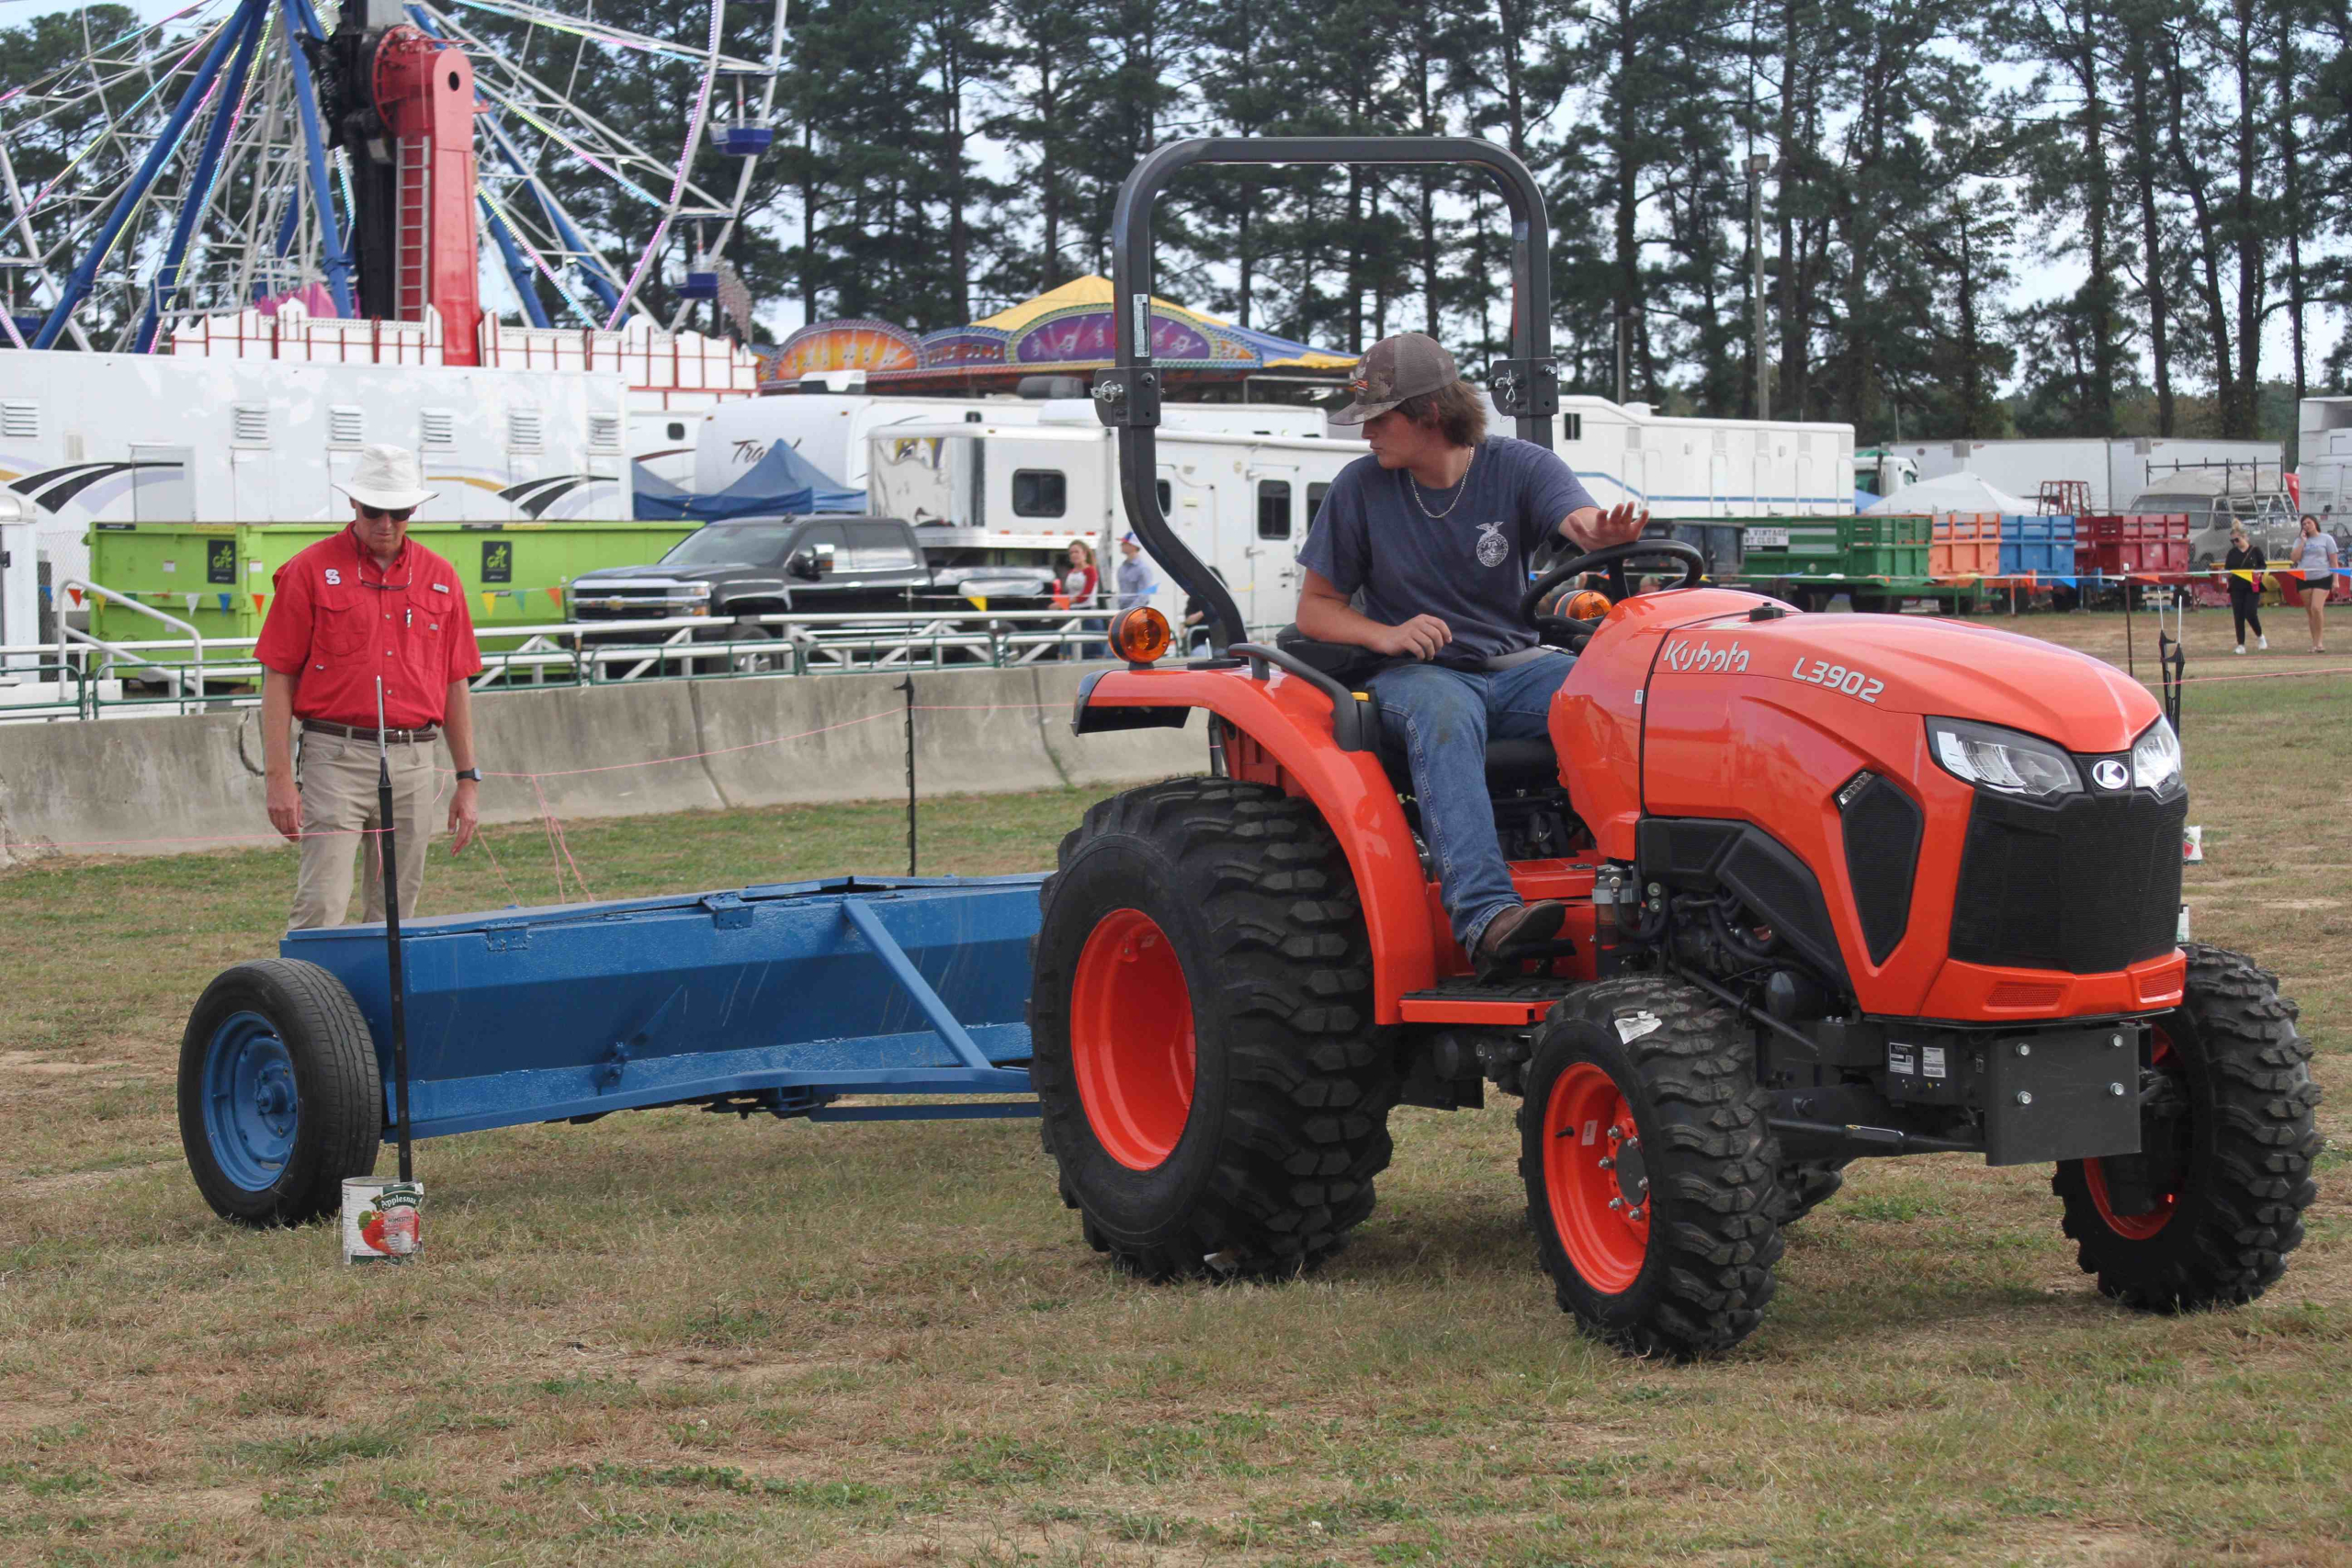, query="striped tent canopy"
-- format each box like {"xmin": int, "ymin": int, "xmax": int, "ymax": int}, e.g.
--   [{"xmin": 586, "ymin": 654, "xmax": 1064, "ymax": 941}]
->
[{"xmin": 761, "ymin": 277, "xmax": 1352, "ymax": 391}]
